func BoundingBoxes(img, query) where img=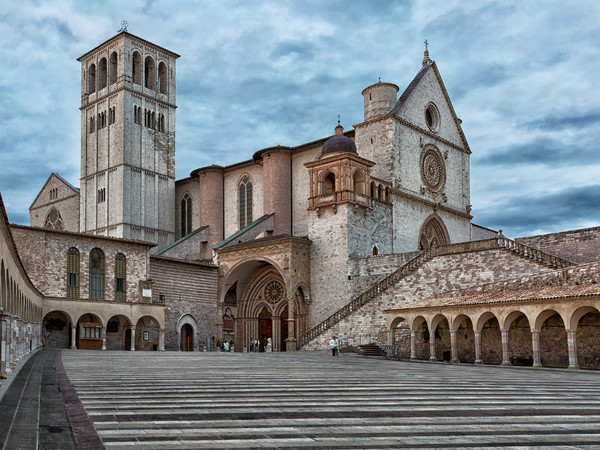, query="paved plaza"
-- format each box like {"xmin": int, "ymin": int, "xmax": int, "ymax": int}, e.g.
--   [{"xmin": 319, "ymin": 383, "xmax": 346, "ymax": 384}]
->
[{"xmin": 2, "ymin": 349, "xmax": 600, "ymax": 448}]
